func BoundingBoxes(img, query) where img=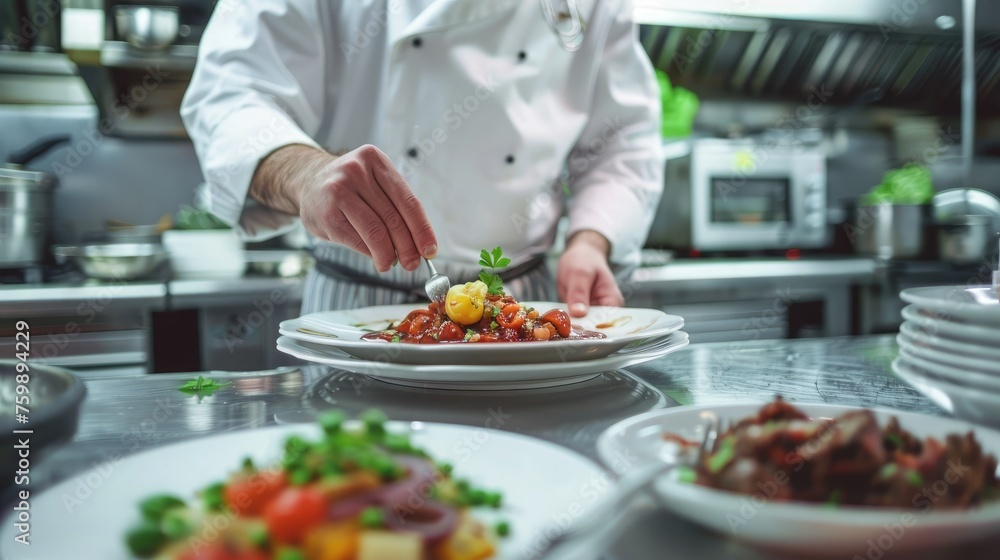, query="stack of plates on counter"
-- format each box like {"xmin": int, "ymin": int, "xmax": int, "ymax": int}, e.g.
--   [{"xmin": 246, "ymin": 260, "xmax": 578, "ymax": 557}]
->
[
  {"xmin": 276, "ymin": 302, "xmax": 688, "ymax": 390},
  {"xmin": 893, "ymin": 285, "xmax": 1000, "ymax": 427}
]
